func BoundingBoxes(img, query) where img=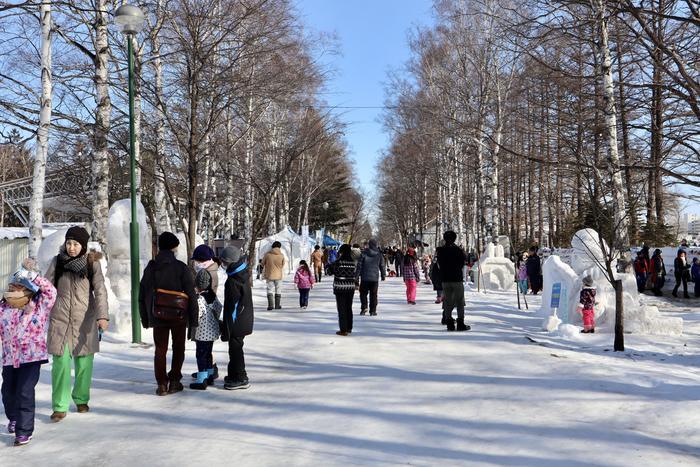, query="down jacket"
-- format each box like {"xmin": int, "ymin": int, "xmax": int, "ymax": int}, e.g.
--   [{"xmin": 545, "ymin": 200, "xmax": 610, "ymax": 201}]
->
[
  {"xmin": 45, "ymin": 251, "xmax": 109, "ymax": 357},
  {"xmin": 221, "ymin": 257, "xmax": 254, "ymax": 340},
  {"xmin": 263, "ymin": 248, "xmax": 286, "ymax": 281},
  {"xmin": 0, "ymin": 276, "xmax": 57, "ymax": 368}
]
